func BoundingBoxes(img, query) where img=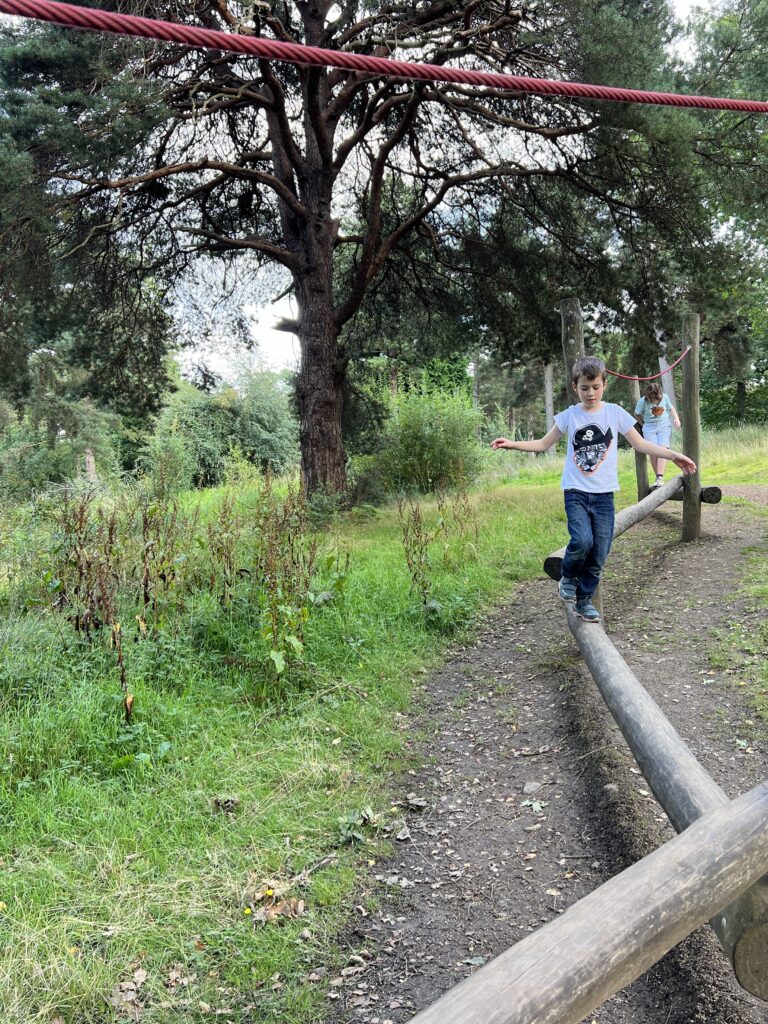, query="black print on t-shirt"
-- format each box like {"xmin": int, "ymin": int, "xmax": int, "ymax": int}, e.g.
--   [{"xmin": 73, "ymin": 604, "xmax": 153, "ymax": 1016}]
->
[{"xmin": 572, "ymin": 423, "xmax": 613, "ymax": 475}]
